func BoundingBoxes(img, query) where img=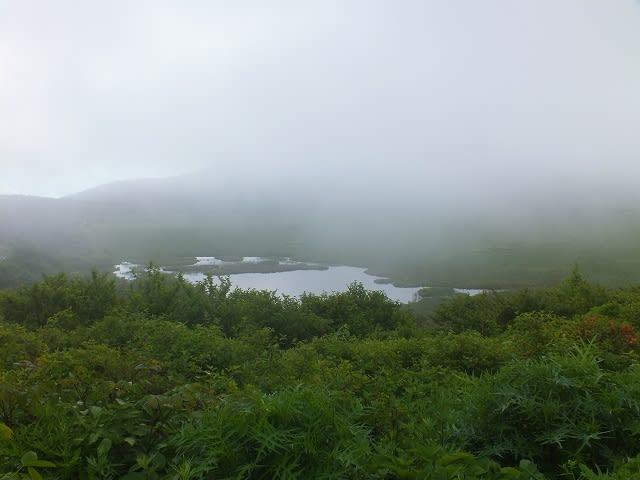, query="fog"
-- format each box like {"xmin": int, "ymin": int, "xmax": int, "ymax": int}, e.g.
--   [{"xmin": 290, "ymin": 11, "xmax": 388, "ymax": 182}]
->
[
  {"xmin": 1, "ymin": 1, "xmax": 639, "ymax": 199},
  {"xmin": 2, "ymin": 1, "xmax": 640, "ymax": 288}
]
